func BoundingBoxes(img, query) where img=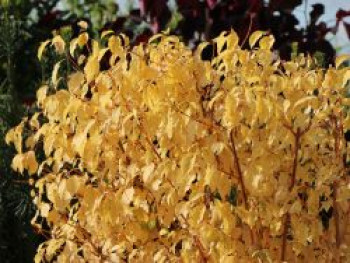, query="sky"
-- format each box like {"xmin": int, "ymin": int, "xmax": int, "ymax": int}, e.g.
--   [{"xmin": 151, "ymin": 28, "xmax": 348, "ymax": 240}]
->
[{"xmin": 113, "ymin": 0, "xmax": 350, "ymax": 54}]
